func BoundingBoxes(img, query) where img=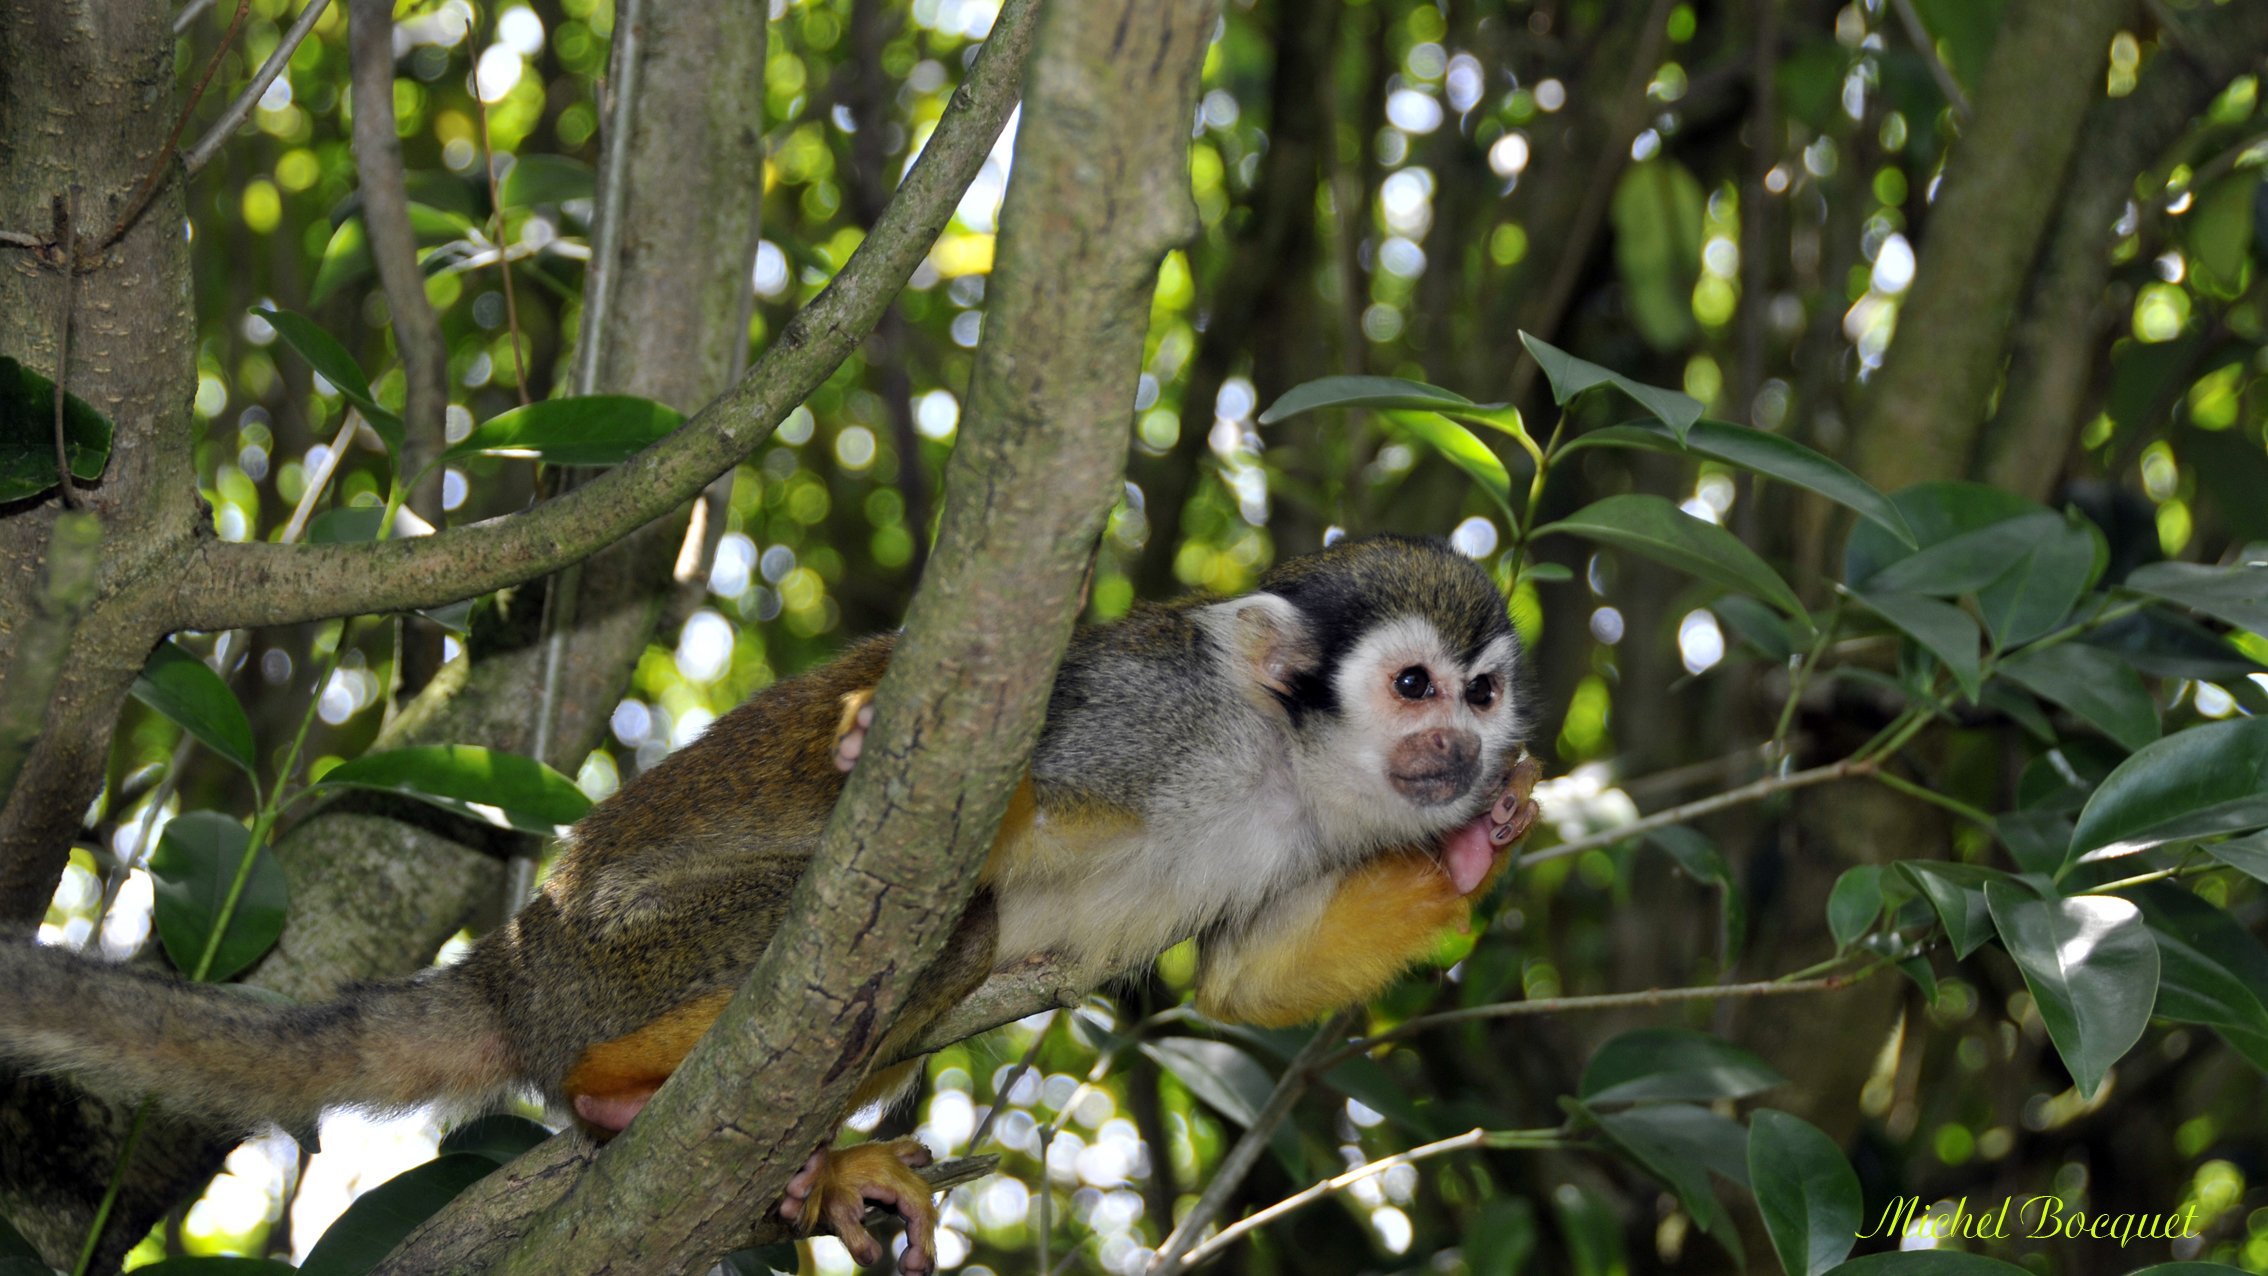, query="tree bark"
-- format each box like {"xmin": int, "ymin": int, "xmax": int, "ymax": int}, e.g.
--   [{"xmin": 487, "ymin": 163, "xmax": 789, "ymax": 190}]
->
[{"xmin": 1852, "ymin": 0, "xmax": 2130, "ymax": 491}]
